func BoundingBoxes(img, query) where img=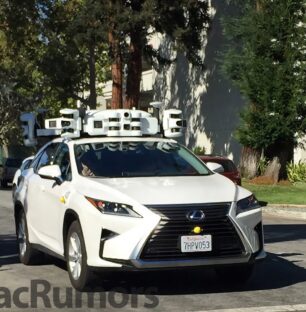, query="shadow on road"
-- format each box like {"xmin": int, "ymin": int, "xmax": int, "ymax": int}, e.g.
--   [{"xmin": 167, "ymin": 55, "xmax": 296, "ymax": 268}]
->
[
  {"xmin": 264, "ymin": 224, "xmax": 306, "ymax": 243},
  {"xmin": 0, "ymin": 224, "xmax": 305, "ymax": 295},
  {"xmin": 82, "ymin": 250, "xmax": 306, "ymax": 294},
  {"xmin": 0, "ymin": 234, "xmax": 18, "ymax": 266},
  {"xmin": 0, "ymin": 234, "xmax": 64, "ymax": 269},
  {"xmin": 0, "ymin": 185, "xmax": 12, "ymax": 191}
]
